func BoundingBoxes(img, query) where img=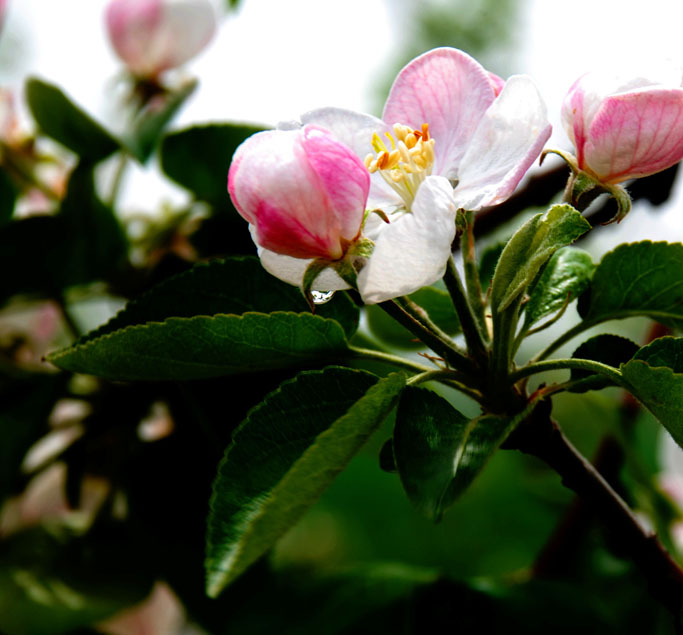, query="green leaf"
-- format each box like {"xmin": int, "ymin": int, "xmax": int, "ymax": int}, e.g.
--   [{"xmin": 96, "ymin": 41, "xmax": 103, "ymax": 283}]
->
[
  {"xmin": 569, "ymin": 334, "xmax": 639, "ymax": 393},
  {"xmin": 126, "ymin": 79, "xmax": 197, "ymax": 163},
  {"xmin": 0, "ymin": 373, "xmax": 65, "ymax": 503},
  {"xmin": 579, "ymin": 241, "xmax": 683, "ymax": 329},
  {"xmin": 0, "ymin": 169, "xmax": 16, "ymax": 226},
  {"xmin": 0, "ymin": 166, "xmax": 127, "ymax": 304},
  {"xmin": 491, "ymin": 204, "xmax": 591, "ymax": 314},
  {"xmin": 47, "ymin": 312, "xmax": 349, "ymax": 381},
  {"xmin": 522, "ymin": 247, "xmax": 594, "ymax": 330},
  {"xmin": 621, "ymin": 337, "xmax": 683, "ymax": 446},
  {"xmin": 160, "ymin": 123, "xmax": 266, "ymax": 209},
  {"xmin": 78, "ymin": 256, "xmax": 359, "ymax": 344},
  {"xmin": 205, "ymin": 368, "xmax": 405, "ymax": 596},
  {"xmin": 0, "ymin": 525, "xmax": 154, "ymax": 635},
  {"xmin": 393, "ymin": 387, "xmax": 530, "ymax": 521},
  {"xmin": 366, "ymin": 285, "xmax": 459, "ymax": 349},
  {"xmin": 57, "ymin": 163, "xmax": 128, "ymax": 283},
  {"xmin": 25, "ymin": 78, "xmax": 120, "ymax": 161}
]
